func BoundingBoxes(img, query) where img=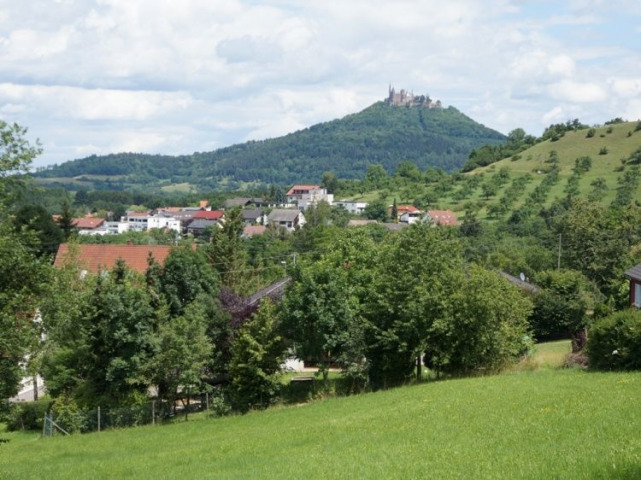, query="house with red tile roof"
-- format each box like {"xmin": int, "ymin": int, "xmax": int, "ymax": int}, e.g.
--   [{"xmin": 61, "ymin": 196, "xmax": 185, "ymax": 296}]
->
[
  {"xmin": 242, "ymin": 225, "xmax": 267, "ymax": 238},
  {"xmin": 193, "ymin": 210, "xmax": 225, "ymax": 221},
  {"xmin": 286, "ymin": 185, "xmax": 321, "ymax": 199},
  {"xmin": 426, "ymin": 210, "xmax": 458, "ymax": 226},
  {"xmin": 72, "ymin": 217, "xmax": 105, "ymax": 231},
  {"xmin": 54, "ymin": 244, "xmax": 174, "ymax": 275},
  {"xmin": 286, "ymin": 185, "xmax": 334, "ymax": 209}
]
